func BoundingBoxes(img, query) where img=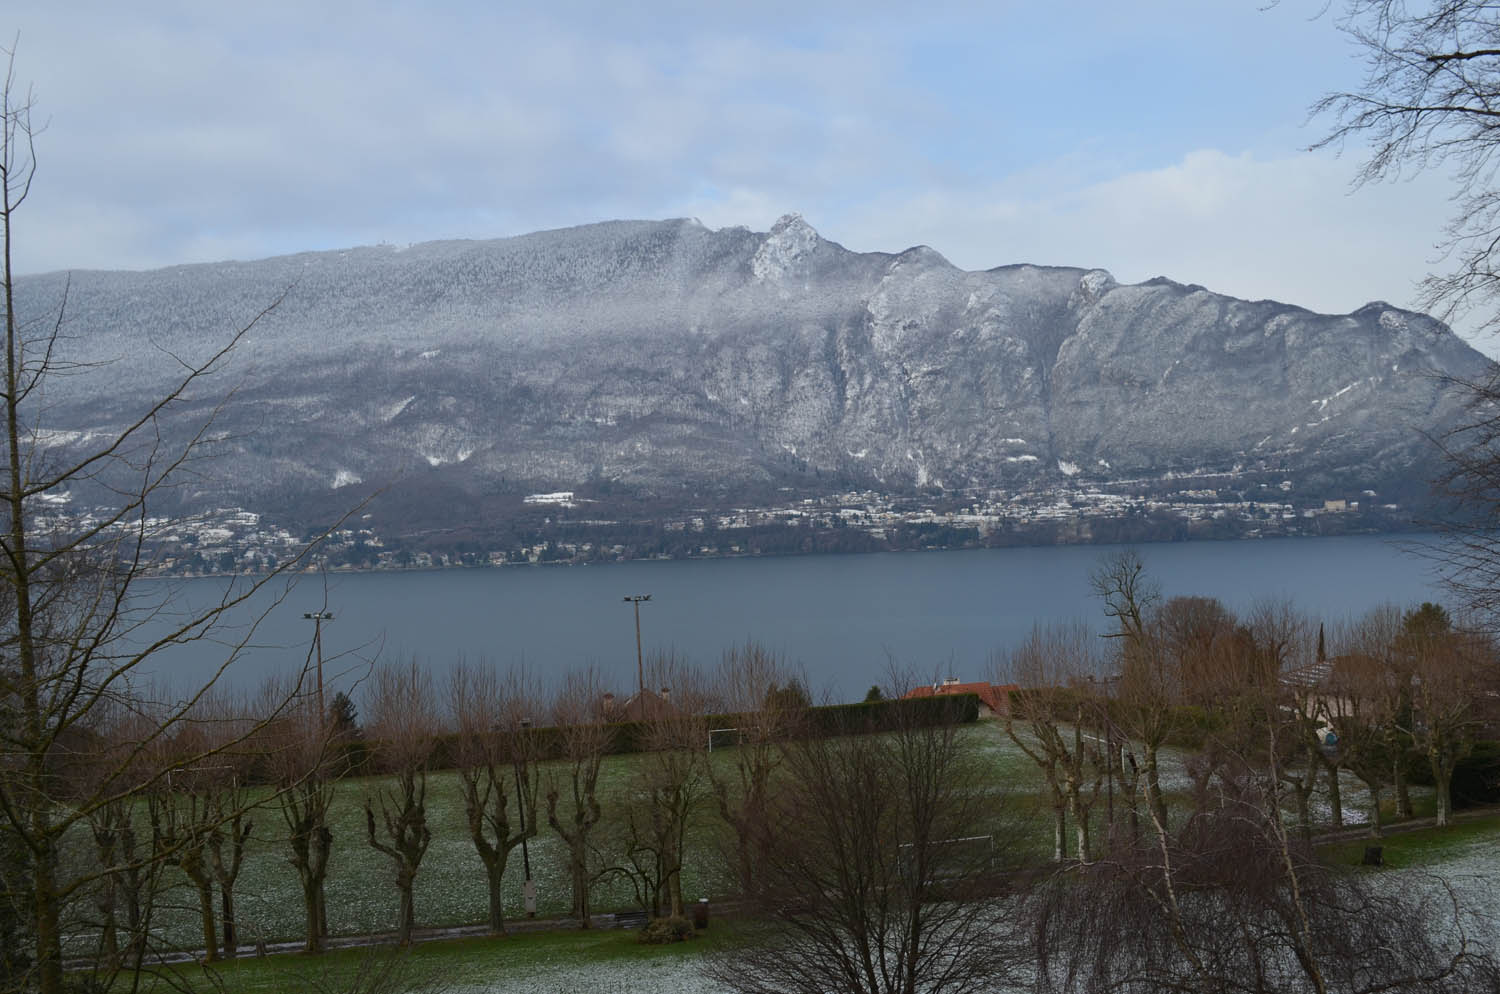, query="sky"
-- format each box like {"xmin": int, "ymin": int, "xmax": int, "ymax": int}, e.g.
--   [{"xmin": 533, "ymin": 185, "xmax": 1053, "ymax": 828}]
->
[{"xmin": 5, "ymin": 1, "xmax": 1486, "ymax": 345}]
